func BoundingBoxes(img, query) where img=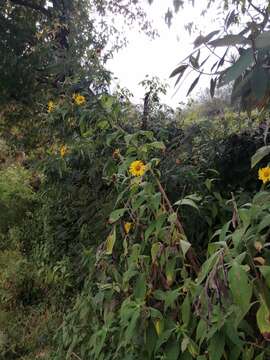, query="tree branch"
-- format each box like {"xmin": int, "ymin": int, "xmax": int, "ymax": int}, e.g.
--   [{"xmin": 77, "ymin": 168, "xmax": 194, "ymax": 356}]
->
[{"xmin": 247, "ymin": 0, "xmax": 266, "ymax": 17}]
